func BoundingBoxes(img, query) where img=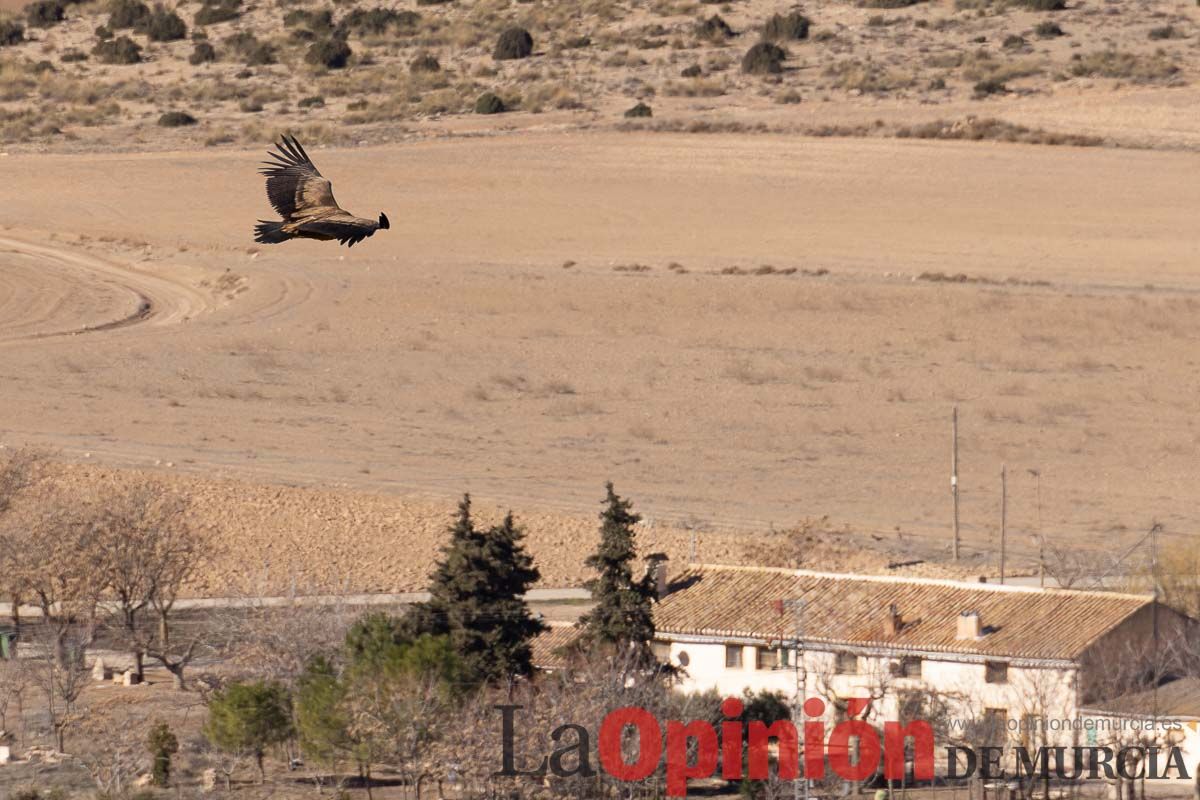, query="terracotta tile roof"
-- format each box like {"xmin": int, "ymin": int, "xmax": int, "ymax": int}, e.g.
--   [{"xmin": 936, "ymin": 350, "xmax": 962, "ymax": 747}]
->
[
  {"xmin": 531, "ymin": 622, "xmax": 582, "ymax": 670},
  {"xmin": 653, "ymin": 564, "xmax": 1154, "ymax": 662},
  {"xmin": 1084, "ymin": 677, "xmax": 1200, "ymax": 719}
]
